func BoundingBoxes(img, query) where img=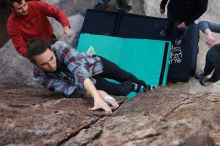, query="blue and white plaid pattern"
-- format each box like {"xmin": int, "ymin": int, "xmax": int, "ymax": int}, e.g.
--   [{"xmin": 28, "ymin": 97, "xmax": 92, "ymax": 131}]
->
[{"xmin": 33, "ymin": 41, "xmax": 104, "ymax": 97}]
